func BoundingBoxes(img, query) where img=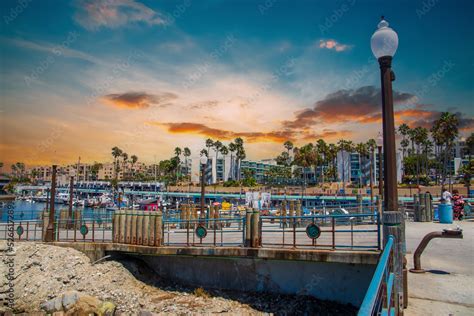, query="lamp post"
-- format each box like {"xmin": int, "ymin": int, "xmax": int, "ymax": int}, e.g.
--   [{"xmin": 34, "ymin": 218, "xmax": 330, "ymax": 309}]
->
[
  {"xmin": 377, "ymin": 132, "xmax": 384, "ymax": 198},
  {"xmin": 45, "ymin": 165, "xmax": 57, "ymax": 242},
  {"xmin": 371, "ymin": 16, "xmax": 405, "ymax": 312},
  {"xmin": 200, "ymin": 155, "xmax": 208, "ymax": 219}
]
